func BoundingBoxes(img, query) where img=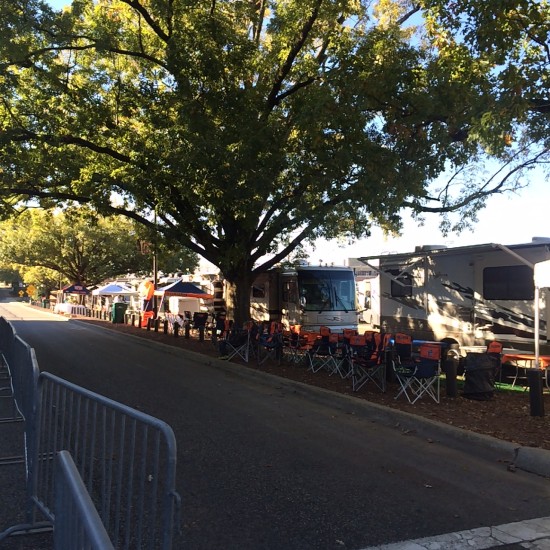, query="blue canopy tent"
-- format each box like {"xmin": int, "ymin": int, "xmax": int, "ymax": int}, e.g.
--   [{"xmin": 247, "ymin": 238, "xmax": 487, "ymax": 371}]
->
[
  {"xmin": 154, "ymin": 280, "xmax": 213, "ymax": 299},
  {"xmin": 155, "ymin": 281, "xmax": 213, "ymax": 317},
  {"xmin": 55, "ymin": 282, "xmax": 90, "ymax": 312},
  {"xmin": 61, "ymin": 283, "xmax": 90, "ymax": 295}
]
